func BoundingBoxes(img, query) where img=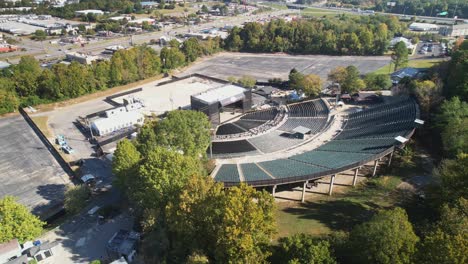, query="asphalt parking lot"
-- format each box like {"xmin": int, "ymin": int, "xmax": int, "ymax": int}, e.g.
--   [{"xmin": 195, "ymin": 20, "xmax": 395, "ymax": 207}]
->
[
  {"xmin": 183, "ymin": 52, "xmax": 391, "ymax": 82},
  {"xmin": 0, "ymin": 116, "xmax": 70, "ymax": 217},
  {"xmin": 413, "ymin": 41, "xmax": 444, "ymax": 59}
]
